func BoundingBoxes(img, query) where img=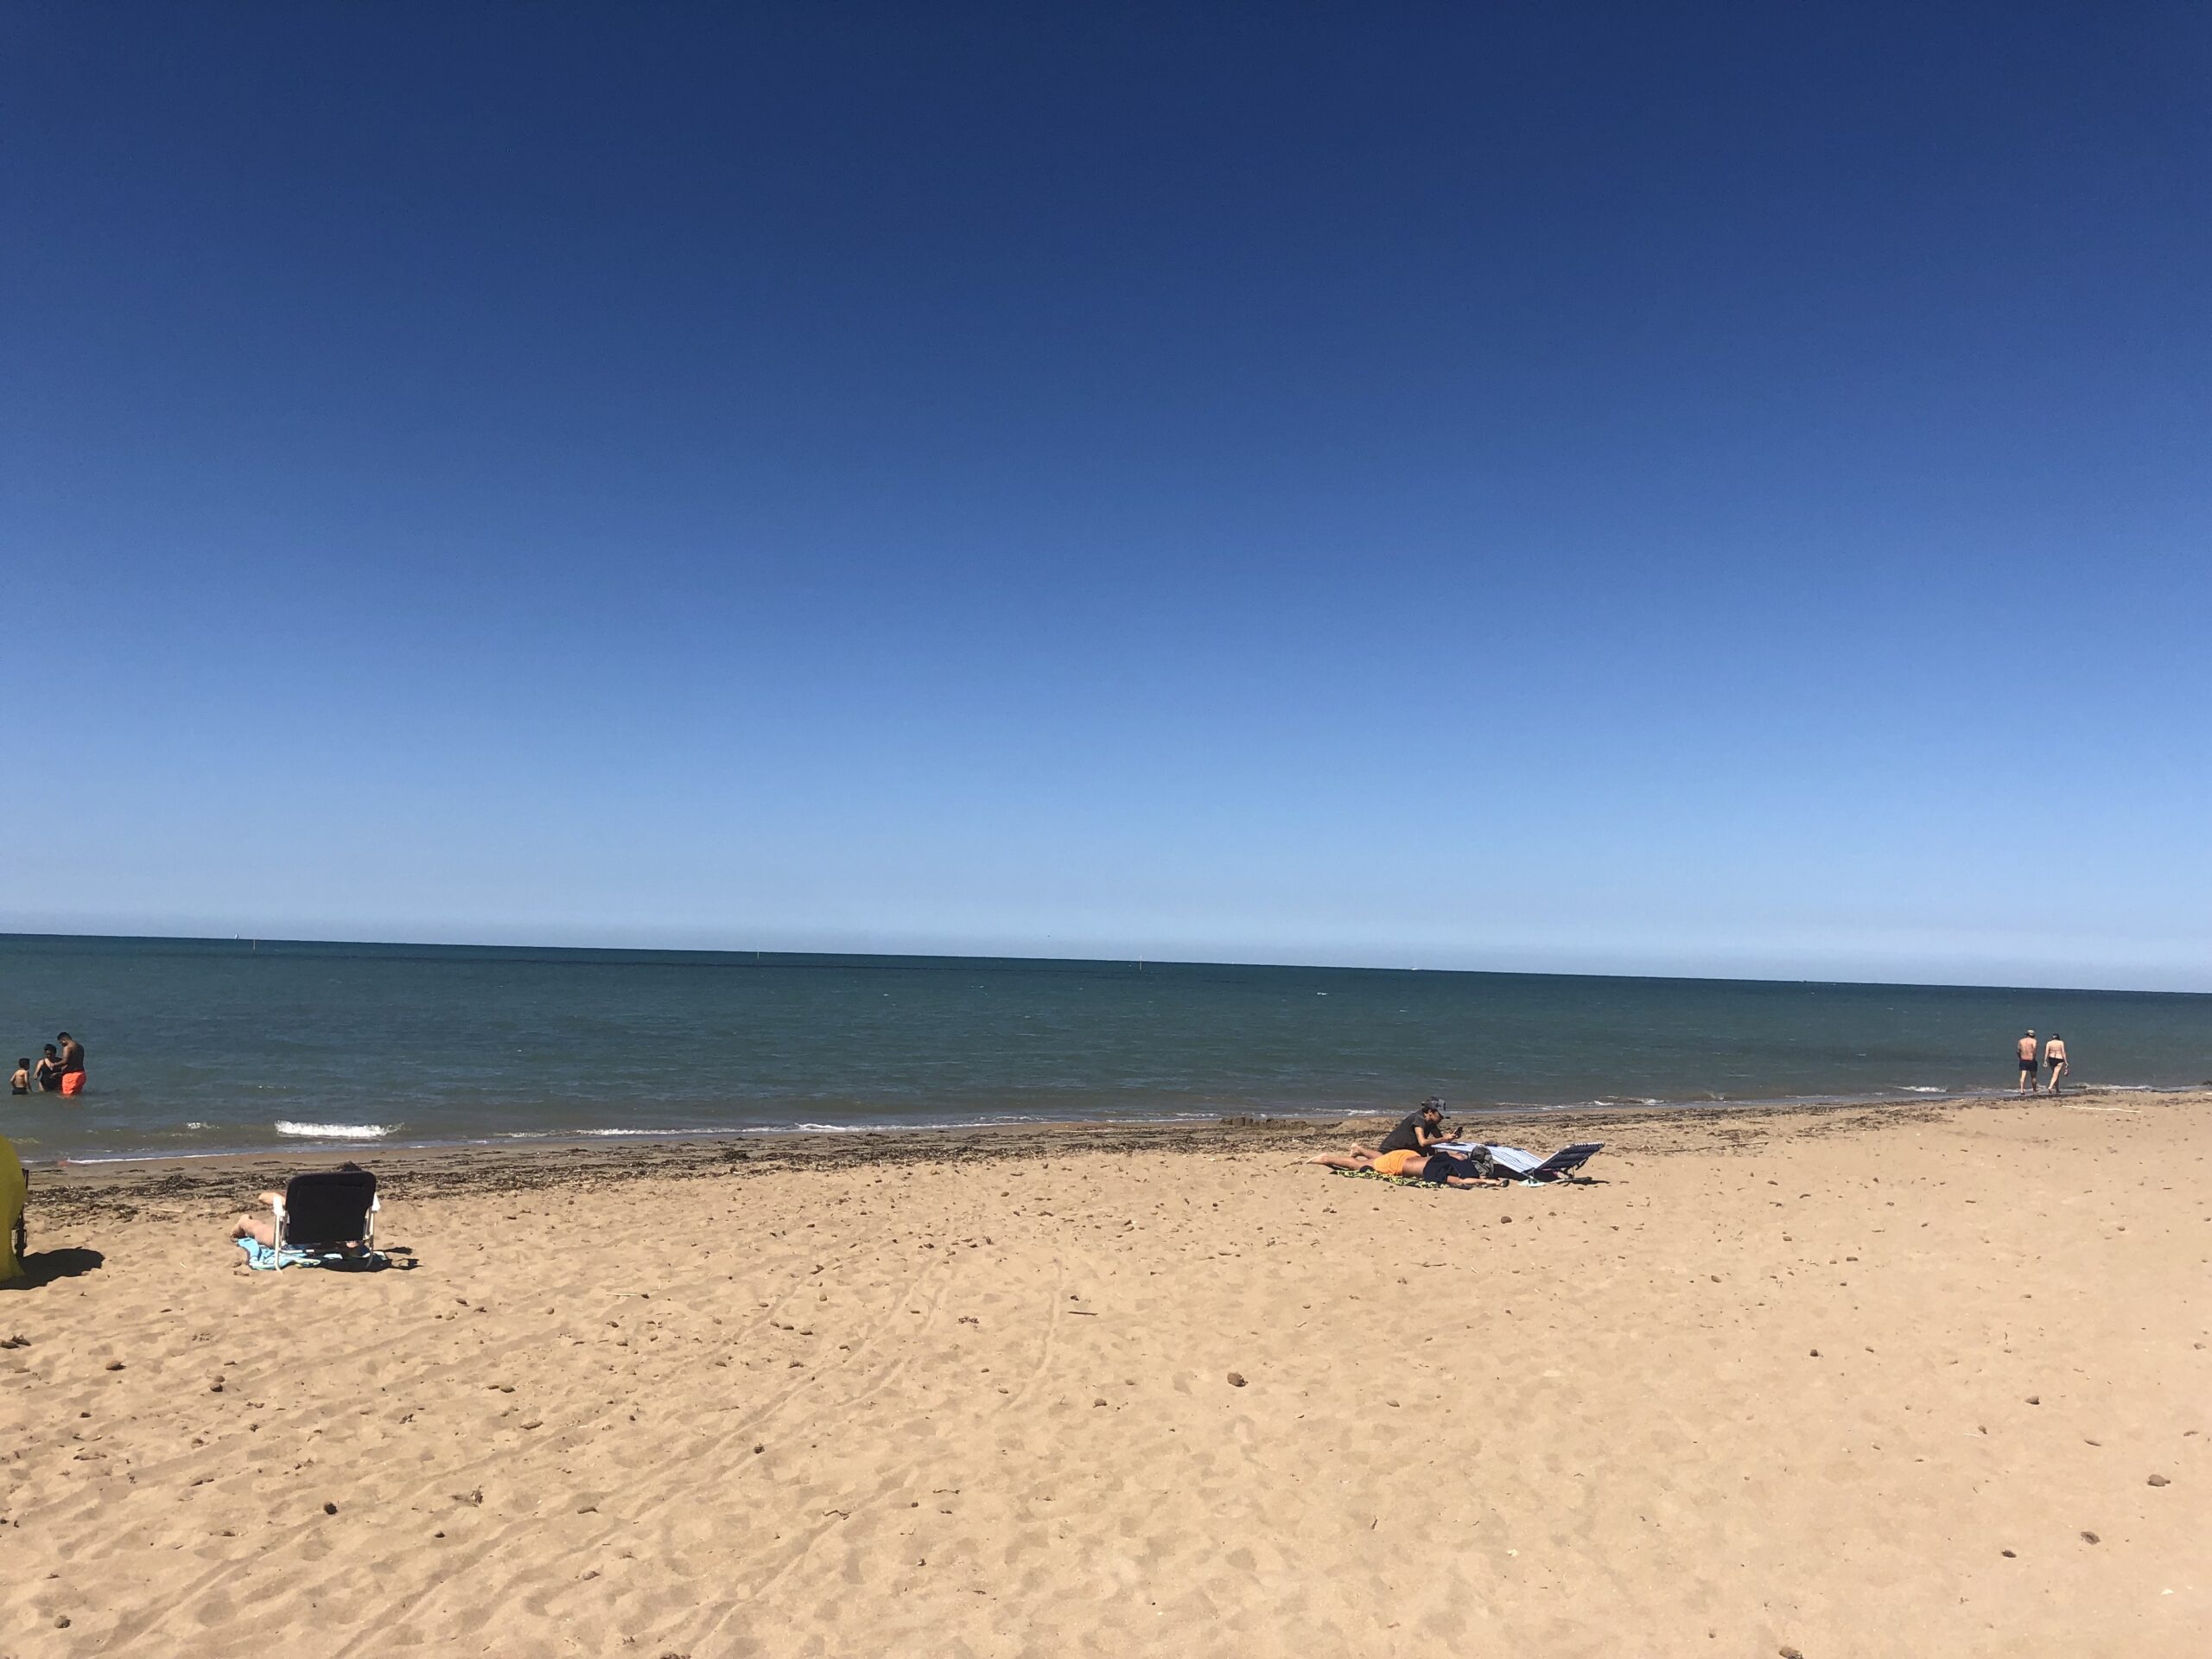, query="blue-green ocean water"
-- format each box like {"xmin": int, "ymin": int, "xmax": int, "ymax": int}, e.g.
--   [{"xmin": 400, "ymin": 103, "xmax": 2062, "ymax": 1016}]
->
[{"xmin": 2, "ymin": 934, "xmax": 2205, "ymax": 1161}]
